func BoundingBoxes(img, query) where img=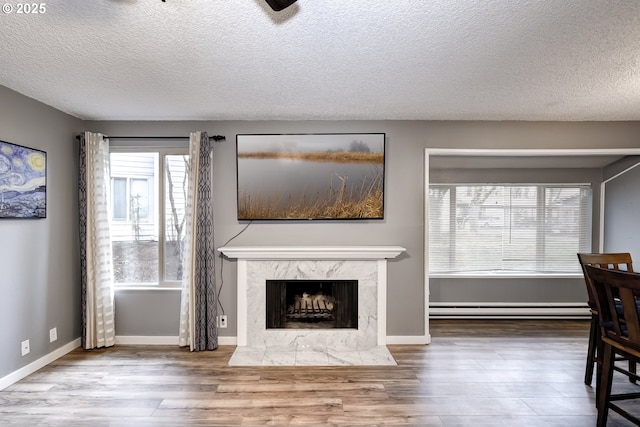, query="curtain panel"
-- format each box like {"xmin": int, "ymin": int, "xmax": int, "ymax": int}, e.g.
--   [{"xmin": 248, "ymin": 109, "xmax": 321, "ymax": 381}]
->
[
  {"xmin": 179, "ymin": 131, "xmax": 218, "ymax": 351},
  {"xmin": 79, "ymin": 132, "xmax": 116, "ymax": 350}
]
